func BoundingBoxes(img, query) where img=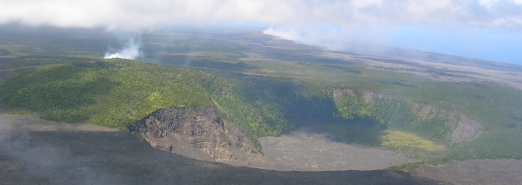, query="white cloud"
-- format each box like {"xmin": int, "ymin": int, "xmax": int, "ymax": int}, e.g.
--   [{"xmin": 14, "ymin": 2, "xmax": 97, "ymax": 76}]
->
[
  {"xmin": 0, "ymin": 0, "xmax": 521, "ymax": 32},
  {"xmin": 263, "ymin": 24, "xmax": 397, "ymax": 53}
]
